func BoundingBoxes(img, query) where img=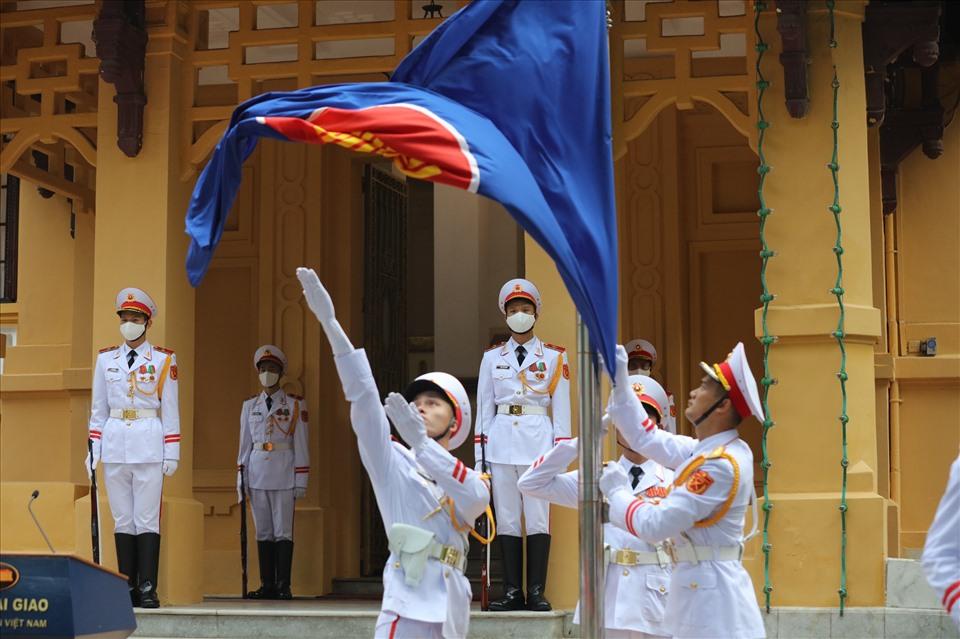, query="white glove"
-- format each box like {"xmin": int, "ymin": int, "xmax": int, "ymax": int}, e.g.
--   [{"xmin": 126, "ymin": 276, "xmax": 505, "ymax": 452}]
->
[
  {"xmin": 162, "ymin": 460, "xmax": 178, "ymax": 476},
  {"xmin": 236, "ymin": 471, "xmax": 244, "ymax": 504},
  {"xmin": 294, "ymin": 486, "xmax": 307, "ymax": 500},
  {"xmin": 297, "ymin": 267, "xmax": 352, "ymax": 356},
  {"xmin": 383, "ymin": 392, "xmax": 428, "ymax": 450},
  {"xmin": 607, "ymin": 345, "xmax": 647, "ymax": 435},
  {"xmin": 599, "ymin": 461, "xmax": 631, "ymax": 499},
  {"xmin": 297, "ymin": 267, "xmax": 335, "ymax": 322},
  {"xmin": 601, "ymin": 413, "xmax": 612, "ymax": 438},
  {"xmin": 84, "ymin": 451, "xmax": 99, "ymax": 480}
]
